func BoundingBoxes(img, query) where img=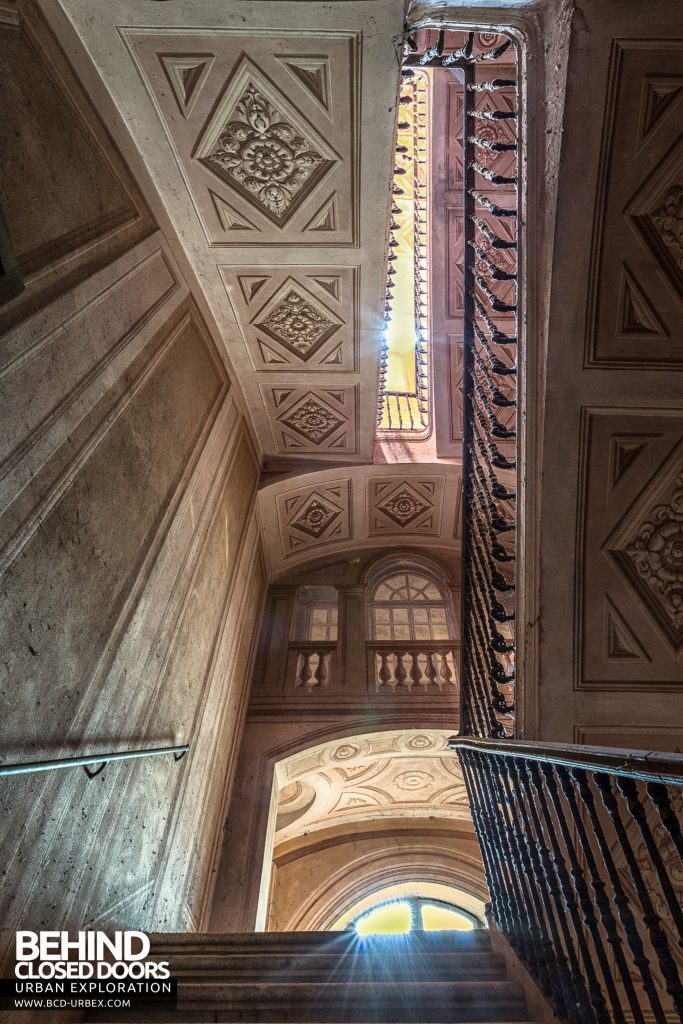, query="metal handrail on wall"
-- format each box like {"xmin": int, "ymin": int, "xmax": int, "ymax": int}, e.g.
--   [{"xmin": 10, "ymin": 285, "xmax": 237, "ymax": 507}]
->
[
  {"xmin": 0, "ymin": 744, "xmax": 189, "ymax": 779},
  {"xmin": 450, "ymin": 736, "xmax": 683, "ymax": 1024}
]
